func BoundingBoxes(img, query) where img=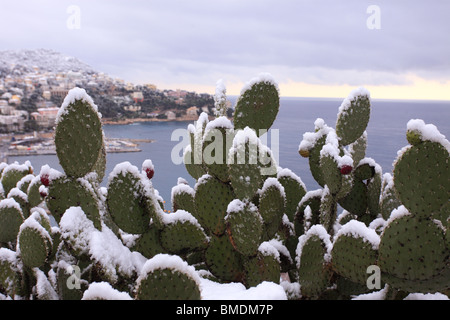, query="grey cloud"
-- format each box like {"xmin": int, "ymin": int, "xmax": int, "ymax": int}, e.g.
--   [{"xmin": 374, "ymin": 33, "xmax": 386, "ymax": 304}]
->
[{"xmin": 0, "ymin": 0, "xmax": 449, "ymax": 87}]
